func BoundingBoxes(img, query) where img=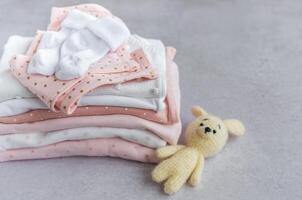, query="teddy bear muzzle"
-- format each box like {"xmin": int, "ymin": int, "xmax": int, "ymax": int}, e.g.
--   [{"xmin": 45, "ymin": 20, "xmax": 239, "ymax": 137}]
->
[{"xmin": 204, "ymin": 127, "xmax": 211, "ymax": 133}]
